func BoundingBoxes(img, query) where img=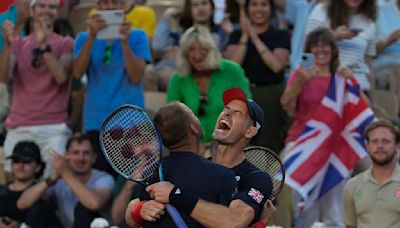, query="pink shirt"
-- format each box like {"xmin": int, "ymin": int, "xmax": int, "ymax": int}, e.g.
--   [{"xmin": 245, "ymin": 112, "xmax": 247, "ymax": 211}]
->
[
  {"xmin": 285, "ymin": 68, "xmax": 331, "ymax": 142},
  {"xmin": 6, "ymin": 34, "xmax": 73, "ymax": 128}
]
